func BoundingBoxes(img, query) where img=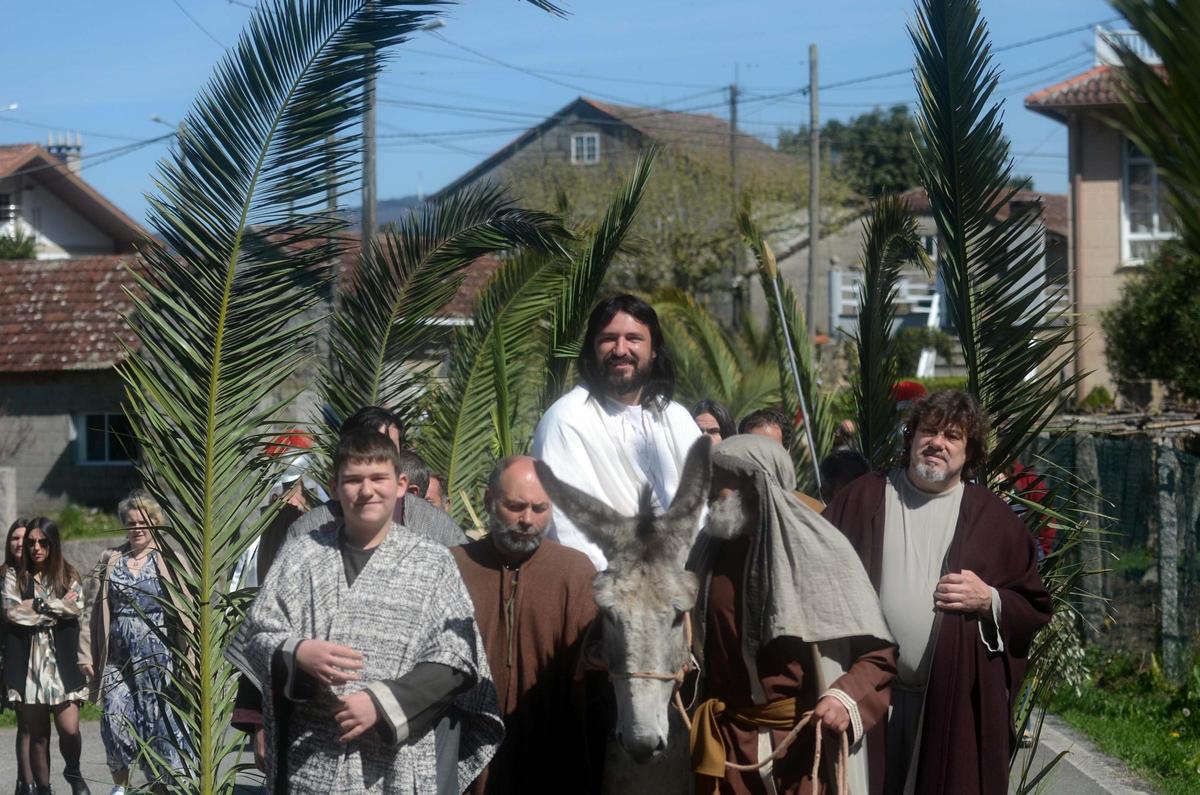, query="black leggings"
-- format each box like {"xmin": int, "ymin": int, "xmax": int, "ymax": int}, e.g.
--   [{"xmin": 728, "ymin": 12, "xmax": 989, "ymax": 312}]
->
[{"xmin": 16, "ymin": 702, "xmax": 81, "ymax": 787}]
